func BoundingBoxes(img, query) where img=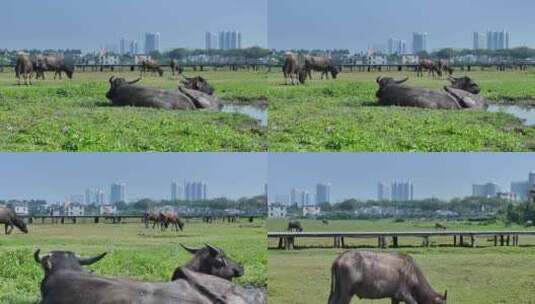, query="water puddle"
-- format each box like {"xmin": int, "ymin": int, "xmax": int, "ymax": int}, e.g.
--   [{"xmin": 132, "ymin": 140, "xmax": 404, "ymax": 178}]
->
[
  {"xmin": 222, "ymin": 104, "xmax": 267, "ymax": 127},
  {"xmin": 488, "ymin": 104, "xmax": 535, "ymax": 126}
]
